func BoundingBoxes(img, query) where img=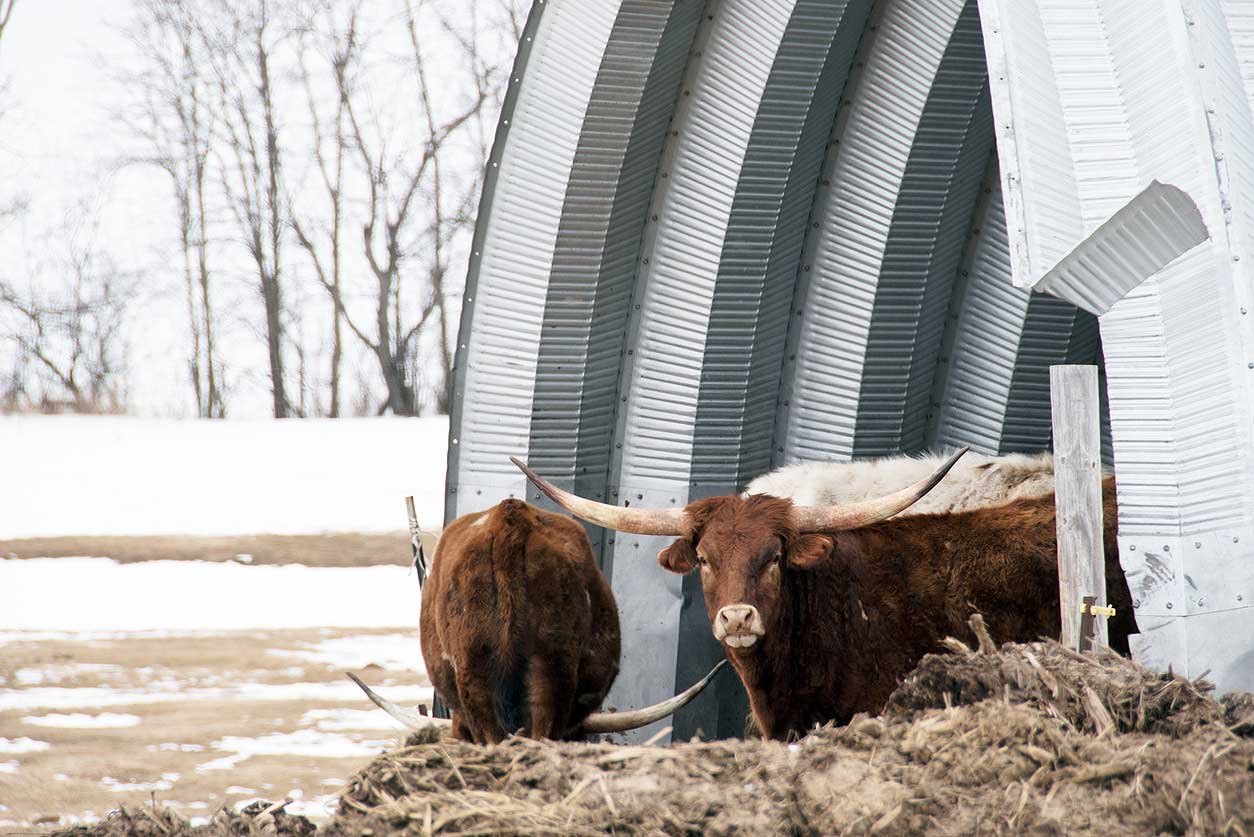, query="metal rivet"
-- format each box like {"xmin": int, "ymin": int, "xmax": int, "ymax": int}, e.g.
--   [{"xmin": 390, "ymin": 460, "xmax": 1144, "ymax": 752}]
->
[
  {"xmin": 1133, "ymin": 599, "xmax": 1141, "ymax": 608},
  {"xmin": 1166, "ymin": 602, "xmax": 1173, "ymax": 609},
  {"xmin": 1163, "ymin": 545, "xmax": 1170, "ymax": 552},
  {"xmin": 1195, "ymin": 542, "xmax": 1202, "ymax": 548},
  {"xmin": 1129, "ymin": 544, "xmax": 1136, "ymax": 551},
  {"xmin": 1197, "ymin": 599, "xmax": 1205, "ymax": 608}
]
